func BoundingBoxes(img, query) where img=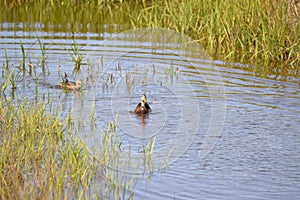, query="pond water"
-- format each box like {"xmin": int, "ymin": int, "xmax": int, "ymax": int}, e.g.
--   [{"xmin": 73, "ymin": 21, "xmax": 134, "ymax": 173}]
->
[{"xmin": 1, "ymin": 6, "xmax": 300, "ymax": 200}]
